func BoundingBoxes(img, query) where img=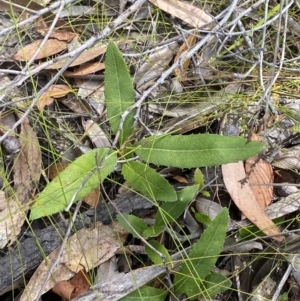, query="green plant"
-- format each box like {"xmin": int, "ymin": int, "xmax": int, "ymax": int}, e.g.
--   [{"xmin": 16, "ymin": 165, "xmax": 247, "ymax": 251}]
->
[
  {"xmin": 30, "ymin": 43, "xmax": 263, "ymax": 219},
  {"xmin": 29, "ymin": 41, "xmax": 264, "ymax": 299}
]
